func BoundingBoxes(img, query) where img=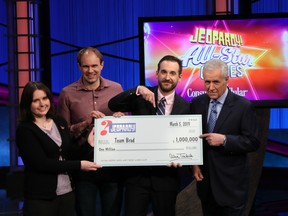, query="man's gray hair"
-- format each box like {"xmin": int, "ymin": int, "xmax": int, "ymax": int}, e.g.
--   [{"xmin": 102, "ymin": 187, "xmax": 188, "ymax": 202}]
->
[{"xmin": 203, "ymin": 59, "xmax": 229, "ymax": 77}]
